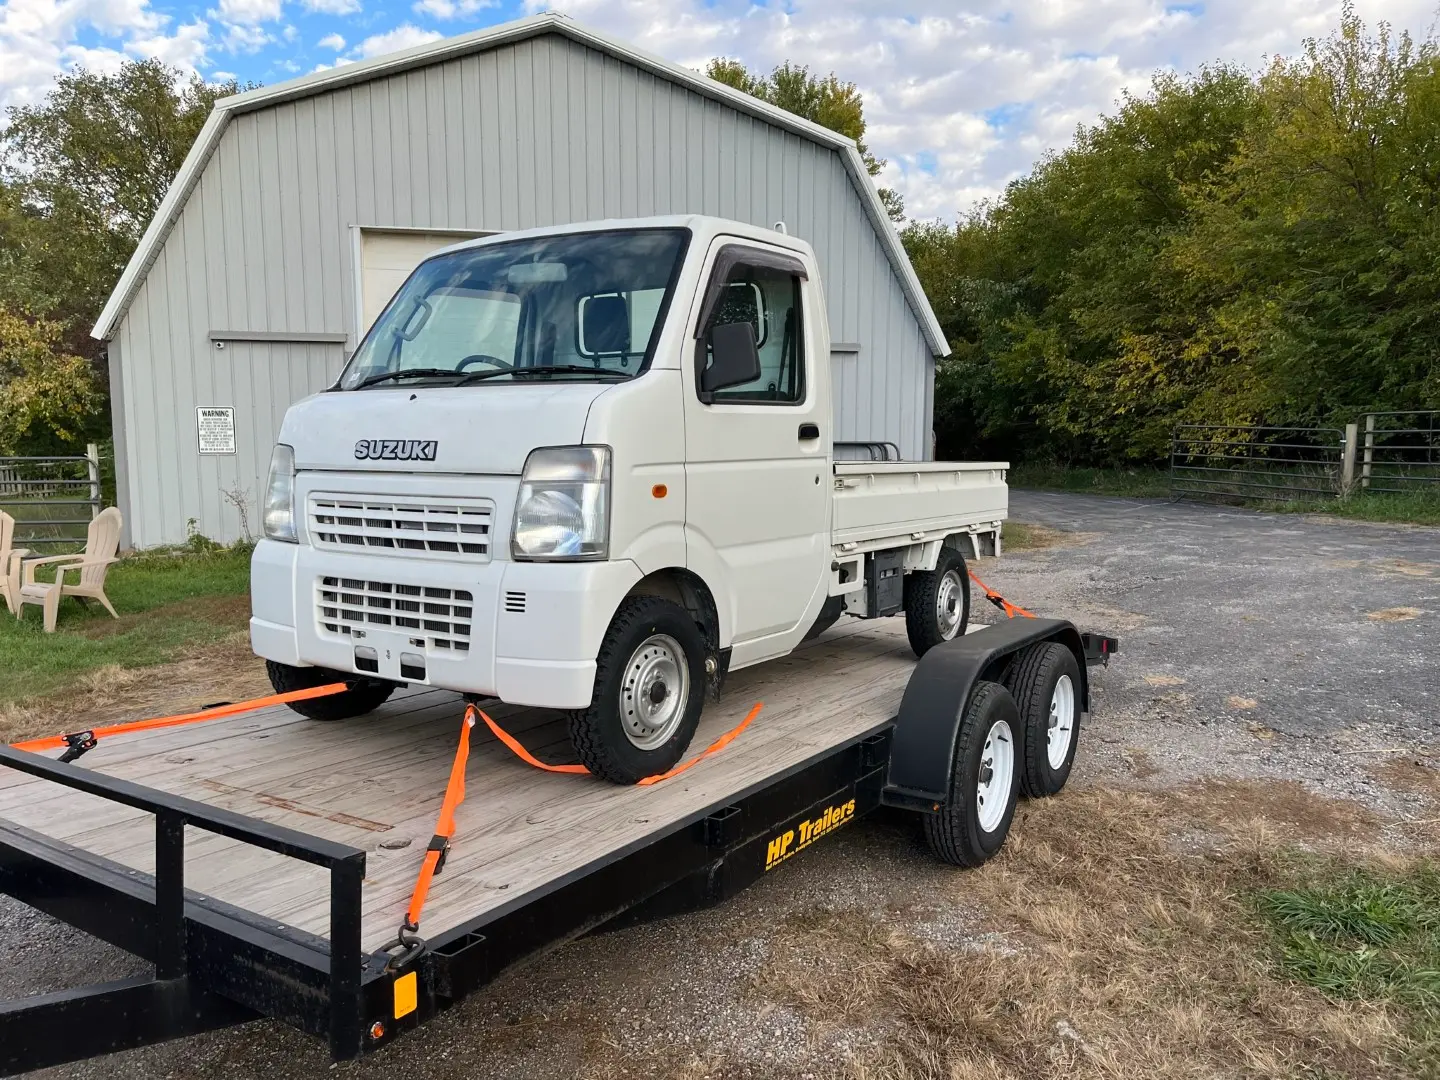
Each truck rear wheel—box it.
[922,680,1019,867]
[264,661,395,721]
[1003,642,1081,798]
[569,596,707,785]
[904,547,970,658]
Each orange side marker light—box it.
[652,483,668,499]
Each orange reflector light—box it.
[652,484,668,498]
[369,1021,386,1040]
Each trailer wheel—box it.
[922,680,1019,867]
[264,661,395,720]
[904,547,969,658]
[569,596,707,784]
[1003,642,1082,798]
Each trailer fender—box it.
[882,618,1090,811]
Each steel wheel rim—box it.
[935,569,964,639]
[619,634,689,750]
[1047,674,1075,770]
[975,719,1014,833]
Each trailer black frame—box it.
[0,622,1115,1077]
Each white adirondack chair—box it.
[0,510,31,616]
[15,507,123,632]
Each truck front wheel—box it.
[569,596,707,784]
[264,660,396,721]
[904,547,970,658]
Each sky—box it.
[1,0,1438,220]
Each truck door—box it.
[683,240,830,655]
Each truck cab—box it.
[251,215,1006,782]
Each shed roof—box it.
[91,12,947,355]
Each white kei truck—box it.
[0,216,1118,1072]
[250,216,1010,784]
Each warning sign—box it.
[197,407,236,454]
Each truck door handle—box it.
[798,423,820,440]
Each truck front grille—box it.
[309,494,493,561]
[317,577,473,653]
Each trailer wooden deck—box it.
[0,619,920,952]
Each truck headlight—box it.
[512,446,610,560]
[263,443,298,542]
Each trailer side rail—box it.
[0,744,367,1074]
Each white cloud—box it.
[211,68,236,79]
[413,0,496,20]
[302,0,361,14]
[352,23,442,59]
[317,32,346,50]
[129,18,210,68]
[212,0,282,25]
[219,22,271,52]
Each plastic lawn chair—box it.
[15,507,123,632]
[0,510,31,616]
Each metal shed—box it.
[93,12,949,548]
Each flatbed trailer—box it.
[0,615,1115,1076]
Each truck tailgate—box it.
[832,461,1008,549]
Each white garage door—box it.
[358,229,493,334]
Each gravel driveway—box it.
[5,492,1437,1079]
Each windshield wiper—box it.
[455,365,631,386]
[353,367,466,389]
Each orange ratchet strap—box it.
[967,570,1037,620]
[11,682,350,763]
[478,702,764,786]
[401,707,476,936]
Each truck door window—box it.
[698,265,804,404]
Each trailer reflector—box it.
[393,973,418,1019]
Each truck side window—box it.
[700,264,805,404]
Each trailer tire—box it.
[1003,642,1081,798]
[264,661,395,720]
[904,547,970,658]
[922,680,1019,867]
[569,596,707,785]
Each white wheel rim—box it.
[619,634,690,750]
[975,719,1014,833]
[1047,674,1075,770]
[935,569,964,639]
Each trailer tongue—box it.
[0,614,1115,1076]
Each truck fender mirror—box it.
[700,322,761,395]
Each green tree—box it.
[0,307,100,455]
[706,58,905,220]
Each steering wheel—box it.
[456,354,513,371]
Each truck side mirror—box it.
[700,322,761,395]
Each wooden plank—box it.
[0,621,920,951]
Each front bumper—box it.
[249,540,641,709]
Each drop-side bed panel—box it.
[830,461,1008,550]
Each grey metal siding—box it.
[114,31,933,546]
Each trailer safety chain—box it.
[966,570,1038,620]
[478,702,765,786]
[10,683,353,762]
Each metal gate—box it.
[1170,425,1348,503]
[0,444,103,549]
[1358,411,1440,493]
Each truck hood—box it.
[280,383,610,475]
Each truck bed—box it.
[0,619,921,953]
[831,460,1008,552]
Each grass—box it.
[756,783,1431,1079]
[1275,489,1440,526]
[1007,462,1171,498]
[1257,863,1440,1068]
[0,544,253,707]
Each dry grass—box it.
[0,630,269,744]
[755,783,1429,1079]
[1001,522,1092,553]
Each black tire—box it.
[922,680,1020,867]
[264,660,395,721]
[568,596,707,785]
[904,546,970,658]
[1003,642,1082,798]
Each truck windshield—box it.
[339,228,690,390]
